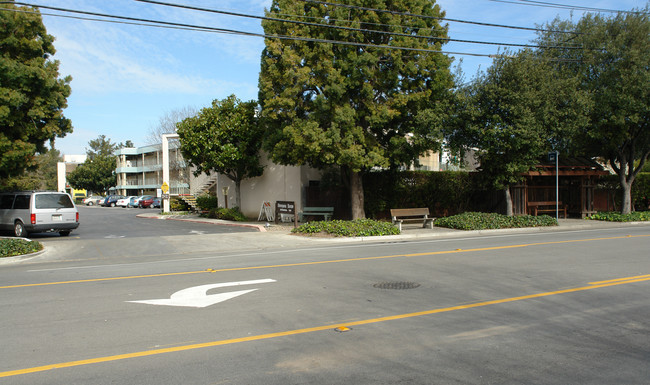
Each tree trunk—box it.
[504,187,513,216]
[612,156,637,215]
[619,174,634,214]
[350,170,365,219]
[234,179,242,209]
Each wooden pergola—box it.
[511,157,610,218]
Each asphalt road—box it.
[1,215,649,384]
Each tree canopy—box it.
[67,135,120,194]
[537,10,650,214]
[66,155,116,194]
[0,2,72,182]
[258,0,453,219]
[176,95,264,209]
[0,148,61,191]
[448,51,589,214]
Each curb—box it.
[135,213,267,232]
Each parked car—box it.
[139,196,155,208]
[152,197,161,208]
[0,191,79,237]
[102,195,125,207]
[83,196,103,206]
[127,196,140,208]
[116,196,137,208]
[132,195,150,207]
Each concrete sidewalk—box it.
[136,212,650,245]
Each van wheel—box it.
[110,202,116,207]
[59,231,71,236]
[14,221,27,238]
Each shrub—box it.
[206,207,248,221]
[292,219,401,237]
[170,197,190,211]
[435,212,558,230]
[0,238,43,258]
[195,195,219,211]
[589,211,650,222]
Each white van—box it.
[0,191,79,237]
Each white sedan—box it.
[83,196,103,206]
[116,196,137,208]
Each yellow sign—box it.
[161,182,169,193]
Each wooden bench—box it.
[527,201,568,218]
[299,206,334,222]
[390,208,434,232]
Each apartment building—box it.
[114,143,189,196]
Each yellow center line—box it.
[2,273,649,378]
[2,234,649,289]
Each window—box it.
[0,194,15,209]
[13,195,31,210]
[35,194,74,209]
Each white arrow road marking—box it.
[127,278,276,308]
[189,230,206,235]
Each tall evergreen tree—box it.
[259,0,453,219]
[0,2,72,182]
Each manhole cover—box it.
[373,282,420,290]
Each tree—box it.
[258,0,453,219]
[86,135,120,160]
[448,51,589,215]
[176,95,264,209]
[537,11,650,214]
[66,156,116,194]
[0,2,72,182]
[145,106,197,145]
[0,148,61,191]
[67,135,119,193]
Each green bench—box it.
[299,207,334,222]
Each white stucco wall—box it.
[209,153,322,218]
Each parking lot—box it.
[12,205,257,240]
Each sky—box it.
[24,0,646,156]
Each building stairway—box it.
[178,194,199,212]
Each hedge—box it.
[435,212,558,230]
[292,219,400,237]
[364,171,650,218]
[363,170,484,219]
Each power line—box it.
[1,2,580,61]
[297,0,578,34]
[1,7,242,35]
[488,0,648,15]
[135,0,583,50]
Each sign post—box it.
[161,182,170,212]
[548,151,559,221]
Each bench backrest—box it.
[527,201,562,207]
[303,207,334,212]
[390,208,430,217]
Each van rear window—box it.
[35,194,74,209]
